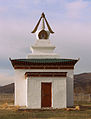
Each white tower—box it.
[27,12,60,59]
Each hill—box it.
[0,83,14,93]
[74,73,91,94]
[0,73,91,94]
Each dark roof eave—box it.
[9,58,79,68]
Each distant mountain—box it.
[74,73,91,94]
[0,83,14,93]
[0,73,91,94]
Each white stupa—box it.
[10,13,78,109]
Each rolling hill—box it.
[74,73,91,94]
[0,83,14,93]
[0,72,91,94]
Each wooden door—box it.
[41,83,52,108]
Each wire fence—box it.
[0,93,91,105]
[74,93,91,102]
[0,93,14,105]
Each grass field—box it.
[0,94,91,119]
[0,107,91,119]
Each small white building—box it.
[10,13,78,109]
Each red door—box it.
[41,83,52,108]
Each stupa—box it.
[10,13,78,109]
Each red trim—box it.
[25,72,67,78]
[10,59,77,70]
[14,65,74,69]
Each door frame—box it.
[41,82,52,108]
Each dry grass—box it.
[65,106,80,111]
[0,93,14,105]
[0,106,91,119]
[0,93,91,119]
[0,103,20,111]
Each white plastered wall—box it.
[27,77,66,109]
[67,76,74,107]
[14,69,74,108]
[66,70,74,107]
[14,71,27,106]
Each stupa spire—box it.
[41,18,45,30]
[31,12,54,33]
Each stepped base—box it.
[27,53,60,59]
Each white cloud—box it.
[32,0,41,4]
[13,0,29,9]
[0,0,91,74]
[53,21,91,73]
[45,0,58,4]
[0,19,34,58]
[0,7,7,13]
[0,73,15,86]
[66,0,89,18]
[32,0,59,4]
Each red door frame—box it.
[41,82,52,108]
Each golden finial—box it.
[31,13,54,34]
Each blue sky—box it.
[0,0,91,85]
